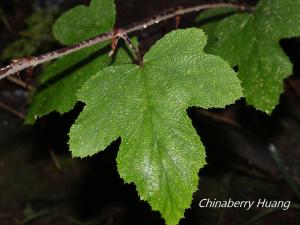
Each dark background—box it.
[0,0,300,225]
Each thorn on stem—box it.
[175,7,182,28]
[109,28,122,57]
[109,29,143,66]
[24,67,33,89]
[175,15,181,29]
[238,4,255,13]
[10,58,34,90]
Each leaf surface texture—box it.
[69,28,242,225]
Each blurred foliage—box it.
[1,8,58,60]
[0,7,11,30]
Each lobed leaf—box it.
[199,0,300,113]
[26,0,132,124]
[69,28,242,225]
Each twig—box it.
[285,79,300,102]
[196,109,242,129]
[241,203,300,225]
[0,212,12,219]
[48,148,62,171]
[268,144,300,200]
[7,76,33,90]
[19,209,87,225]
[0,3,249,80]
[19,210,49,225]
[0,101,25,119]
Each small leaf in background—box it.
[69,28,242,225]
[196,7,237,51]
[199,0,300,113]
[25,0,132,124]
[53,0,115,45]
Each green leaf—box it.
[25,46,106,124]
[25,0,132,124]
[196,7,238,51]
[53,0,115,45]
[200,0,300,113]
[69,28,242,225]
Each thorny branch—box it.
[0,3,251,80]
